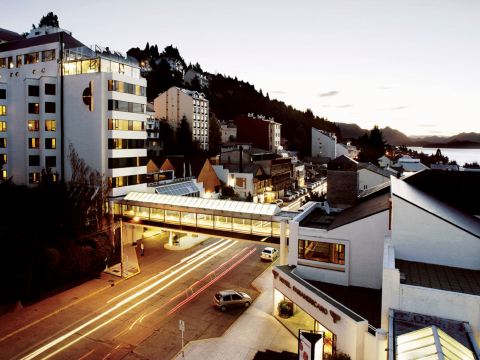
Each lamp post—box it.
[119,217,124,278]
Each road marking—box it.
[20,240,238,360]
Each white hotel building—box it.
[273,174,480,359]
[154,86,209,151]
[0,26,148,197]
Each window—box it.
[0,105,5,116]
[0,58,6,68]
[108,157,147,169]
[108,80,146,96]
[29,155,40,166]
[45,84,56,95]
[28,138,39,148]
[16,55,22,67]
[235,177,246,189]
[298,240,345,266]
[28,120,39,131]
[8,57,13,69]
[45,156,56,168]
[1,154,6,165]
[28,85,40,97]
[0,138,6,148]
[45,138,56,149]
[24,52,39,64]
[108,118,144,131]
[42,49,56,62]
[28,103,39,114]
[0,89,5,99]
[29,172,41,184]
[45,120,56,131]
[0,121,5,132]
[45,102,56,113]
[108,138,145,149]
[108,100,145,114]
[1,169,6,181]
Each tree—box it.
[38,12,59,28]
[208,113,222,155]
[175,116,194,156]
[357,126,386,163]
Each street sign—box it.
[179,320,185,332]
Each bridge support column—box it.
[279,220,288,265]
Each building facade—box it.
[0,27,148,196]
[235,114,281,153]
[312,128,337,159]
[153,86,209,151]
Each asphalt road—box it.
[0,236,276,360]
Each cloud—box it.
[269,90,287,94]
[336,104,352,108]
[318,91,339,97]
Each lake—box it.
[408,147,480,166]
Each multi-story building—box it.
[153,86,209,151]
[146,103,161,157]
[312,128,337,159]
[0,26,148,197]
[235,114,281,153]
[220,120,237,143]
[273,174,480,359]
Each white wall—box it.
[312,128,336,159]
[391,196,480,270]
[358,168,389,192]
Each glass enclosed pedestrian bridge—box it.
[114,192,296,237]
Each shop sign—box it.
[273,270,342,323]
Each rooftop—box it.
[0,31,84,53]
[391,176,480,239]
[307,279,382,328]
[396,259,480,296]
[154,180,200,196]
[358,162,395,178]
[122,192,281,217]
[299,206,339,229]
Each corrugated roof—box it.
[123,192,281,216]
[391,177,480,238]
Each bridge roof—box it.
[122,192,281,216]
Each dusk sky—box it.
[4,0,480,136]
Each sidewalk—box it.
[174,267,297,360]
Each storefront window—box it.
[298,240,345,265]
[137,207,150,219]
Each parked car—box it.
[213,290,252,311]
[260,247,279,261]
[272,199,284,206]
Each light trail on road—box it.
[106,238,227,304]
[19,239,238,360]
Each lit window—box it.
[28,120,39,131]
[0,121,5,132]
[0,138,7,148]
[28,103,39,114]
[1,170,6,181]
[45,120,56,132]
[0,58,6,68]
[0,105,6,116]
[29,172,41,184]
[45,138,56,149]
[42,49,56,62]
[1,154,6,164]
[298,240,345,266]
[16,55,22,67]
[28,138,39,149]
[24,52,39,65]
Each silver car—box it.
[213,290,252,311]
[260,247,279,261]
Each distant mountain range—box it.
[337,123,480,148]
